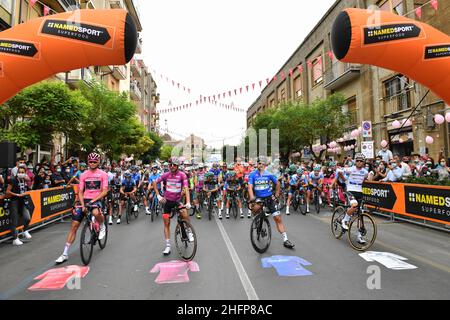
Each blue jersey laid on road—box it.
[248,170,278,198]
[309,172,324,186]
[122,179,136,192]
[261,256,313,276]
[149,173,161,189]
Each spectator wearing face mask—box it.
[67,162,87,185]
[408,160,420,177]
[369,161,387,181]
[62,165,72,183]
[25,163,35,189]
[399,156,412,179]
[434,158,450,181]
[10,157,27,179]
[377,141,394,164]
[51,166,66,187]
[420,158,434,177]
[383,159,403,182]
[0,173,5,194]
[6,166,32,246]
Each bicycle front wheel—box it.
[250,214,271,253]
[126,202,132,224]
[331,206,346,239]
[175,220,197,261]
[348,213,377,251]
[80,222,94,266]
[98,221,108,249]
[315,192,321,214]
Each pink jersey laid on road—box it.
[156,170,188,202]
[150,260,199,284]
[79,169,109,200]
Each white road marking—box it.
[214,215,259,300]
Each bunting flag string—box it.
[156,97,246,115]
[151,0,441,105]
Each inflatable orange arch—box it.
[331,8,450,106]
[0,9,137,105]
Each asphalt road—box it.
[0,204,449,300]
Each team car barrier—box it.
[362,181,450,231]
[331,8,450,106]
[0,9,137,105]
[0,185,78,241]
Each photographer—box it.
[6,165,32,246]
[383,159,403,182]
[33,168,52,190]
[51,165,66,187]
[368,160,386,181]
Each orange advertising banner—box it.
[0,185,78,238]
[362,181,450,225]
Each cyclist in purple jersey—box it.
[153,157,193,256]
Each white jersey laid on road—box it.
[346,166,368,193]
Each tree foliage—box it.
[250,93,348,163]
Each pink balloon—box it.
[351,145,355,149]
[402,119,412,126]
[321,145,327,150]
[399,138,404,143]
[330,141,337,148]
[434,114,445,125]
[426,136,434,144]
[380,140,388,148]
[392,120,401,129]
[351,130,359,138]
[445,113,450,123]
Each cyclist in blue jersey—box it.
[248,157,294,249]
[307,165,324,213]
[117,172,137,224]
[146,165,162,215]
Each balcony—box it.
[66,68,93,88]
[135,37,143,54]
[109,0,124,9]
[324,62,361,90]
[130,82,142,101]
[130,59,142,77]
[99,65,114,73]
[112,65,127,80]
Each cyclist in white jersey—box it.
[341,154,369,244]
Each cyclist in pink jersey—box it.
[153,157,193,256]
[55,152,109,265]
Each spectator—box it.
[377,141,393,163]
[67,162,87,185]
[0,172,5,194]
[10,157,26,178]
[62,165,72,183]
[51,165,66,187]
[33,168,51,190]
[398,156,412,179]
[6,166,32,246]
[419,159,434,177]
[408,160,420,177]
[434,158,450,181]
[25,163,35,189]
[383,159,403,182]
[369,161,387,181]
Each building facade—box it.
[0,0,160,163]
[247,0,450,162]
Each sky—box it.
[136,0,336,148]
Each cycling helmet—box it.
[79,162,87,167]
[87,152,101,163]
[193,166,199,170]
[163,162,168,166]
[243,162,249,167]
[169,157,180,166]
[205,172,214,178]
[297,168,303,175]
[227,164,234,170]
[313,165,321,171]
[114,168,122,173]
[355,153,366,161]
[229,171,236,177]
[212,163,218,167]
[289,165,297,172]
[184,160,190,165]
[257,156,268,165]
[198,162,204,168]
[151,164,158,169]
[124,172,132,178]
